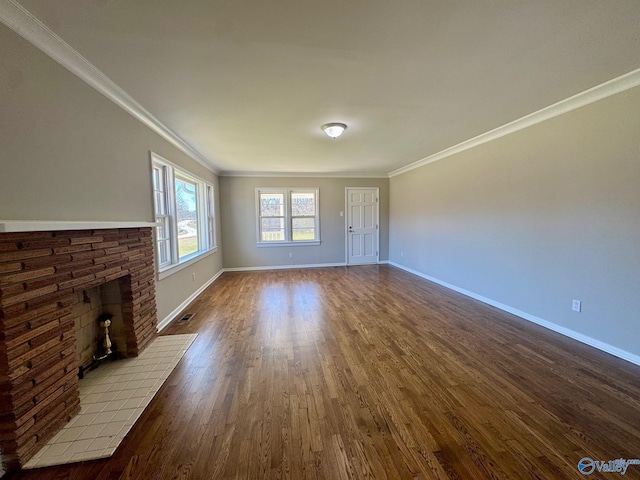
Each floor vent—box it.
[179,313,194,322]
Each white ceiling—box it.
[14,0,640,175]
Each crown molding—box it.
[0,0,220,175]
[389,67,640,178]
[221,171,389,178]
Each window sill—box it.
[157,247,218,280]
[256,241,321,248]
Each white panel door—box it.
[346,188,379,265]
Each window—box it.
[152,164,171,266]
[151,153,216,277]
[256,188,319,246]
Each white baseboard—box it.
[157,269,224,332]
[388,262,640,367]
[225,261,390,271]
[224,262,346,272]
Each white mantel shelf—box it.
[0,221,158,233]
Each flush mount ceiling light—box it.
[321,123,347,138]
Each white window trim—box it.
[151,152,217,279]
[255,187,320,247]
[206,185,216,250]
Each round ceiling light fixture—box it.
[321,123,347,138]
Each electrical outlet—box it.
[572,299,581,312]
[192,273,196,282]
[400,251,404,258]
[289,252,293,258]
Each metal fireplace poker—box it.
[78,312,117,379]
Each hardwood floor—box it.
[7,266,640,479]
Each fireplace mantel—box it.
[0,221,158,233]
[0,226,158,472]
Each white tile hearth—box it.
[23,334,197,469]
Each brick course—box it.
[0,228,157,471]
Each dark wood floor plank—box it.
[6,265,640,479]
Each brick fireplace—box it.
[0,227,158,472]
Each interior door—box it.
[346,188,379,265]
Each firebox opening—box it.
[73,277,127,377]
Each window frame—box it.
[206,184,216,250]
[255,187,320,247]
[151,153,217,279]
[152,163,173,268]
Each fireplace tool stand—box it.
[78,313,116,379]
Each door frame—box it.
[344,187,380,265]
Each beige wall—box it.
[220,176,389,268]
[0,25,223,323]
[390,85,640,359]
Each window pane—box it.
[261,218,285,241]
[292,217,316,241]
[154,192,166,215]
[260,193,284,216]
[291,192,316,216]
[207,185,216,248]
[152,166,166,215]
[158,239,170,265]
[156,216,171,266]
[152,167,162,191]
[175,178,199,258]
[156,216,169,241]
